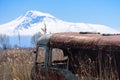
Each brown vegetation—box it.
[0,48,119,80]
[0,49,33,80]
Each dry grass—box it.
[0,48,119,80]
[0,49,34,80]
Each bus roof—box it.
[49,32,120,52]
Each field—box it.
[0,48,119,80]
[0,48,65,80]
[0,49,33,80]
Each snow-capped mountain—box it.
[0,10,119,47]
[0,10,56,36]
[0,10,119,36]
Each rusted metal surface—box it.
[34,32,120,80]
[50,32,120,51]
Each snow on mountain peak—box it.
[25,10,55,18]
[15,10,56,30]
[0,10,119,36]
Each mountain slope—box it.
[0,10,119,47]
[0,10,119,36]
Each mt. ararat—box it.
[0,10,119,47]
[0,10,119,36]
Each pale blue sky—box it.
[0,0,120,30]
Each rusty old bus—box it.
[31,32,120,80]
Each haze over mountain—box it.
[0,10,119,47]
